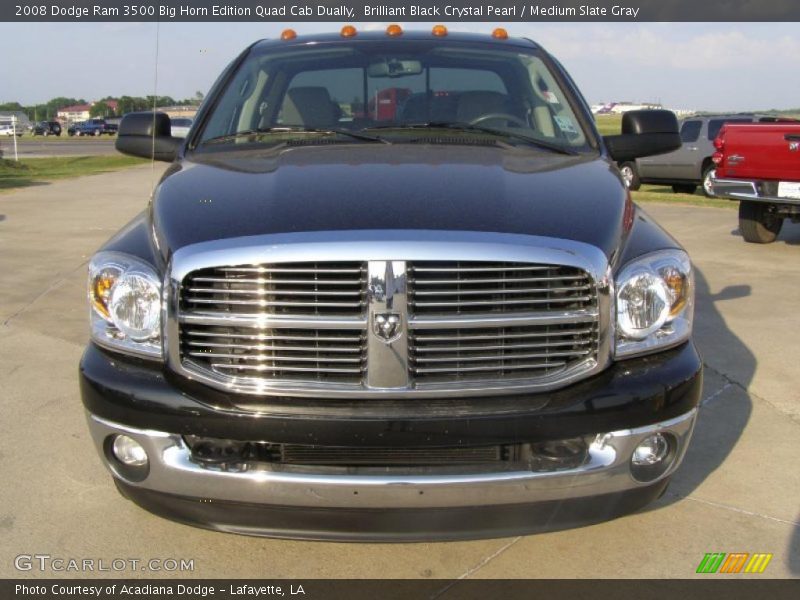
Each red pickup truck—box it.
[712,122,800,243]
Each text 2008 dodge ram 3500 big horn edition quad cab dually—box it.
[79,28,702,541]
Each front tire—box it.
[739,201,783,243]
[619,162,641,191]
[672,184,697,195]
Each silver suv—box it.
[619,114,768,197]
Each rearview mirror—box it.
[604,110,681,162]
[368,58,423,78]
[115,112,182,162]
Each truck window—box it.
[680,121,701,143]
[707,118,752,140]
[198,41,591,151]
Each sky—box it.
[1,21,799,112]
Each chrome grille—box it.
[410,322,599,382]
[408,261,595,315]
[170,238,608,398]
[182,262,367,317]
[178,261,368,387]
[181,326,367,383]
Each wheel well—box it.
[701,157,714,174]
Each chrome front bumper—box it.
[87,409,697,510]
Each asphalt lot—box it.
[0,163,798,580]
[0,136,117,158]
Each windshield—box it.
[197,40,591,152]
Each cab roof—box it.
[252,30,541,51]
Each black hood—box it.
[152,144,628,260]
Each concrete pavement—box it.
[0,164,798,579]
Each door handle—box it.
[688,147,698,151]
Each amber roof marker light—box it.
[432,25,448,37]
[280,29,297,41]
[386,24,403,37]
[341,25,357,38]
[492,28,509,40]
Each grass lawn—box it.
[594,114,623,136]
[632,185,735,209]
[0,156,148,192]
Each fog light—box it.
[529,437,588,471]
[632,433,669,466]
[112,435,148,467]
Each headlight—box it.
[88,252,162,359]
[615,249,693,359]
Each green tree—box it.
[146,95,176,108]
[89,101,115,118]
[117,96,150,115]
[0,102,24,112]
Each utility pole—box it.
[12,114,19,161]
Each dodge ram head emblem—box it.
[790,141,799,152]
[372,312,402,343]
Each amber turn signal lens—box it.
[386,24,403,37]
[432,25,448,37]
[492,28,509,40]
[340,25,357,38]
[662,267,689,316]
[91,269,117,319]
[280,29,297,41]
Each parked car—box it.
[67,122,83,136]
[618,114,784,197]
[712,122,800,243]
[32,121,62,136]
[74,118,115,136]
[82,28,700,541]
[0,121,24,136]
[169,117,193,138]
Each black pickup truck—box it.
[73,118,116,136]
[80,27,701,541]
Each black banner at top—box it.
[3,0,800,22]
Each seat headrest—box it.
[283,86,338,128]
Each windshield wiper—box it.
[364,122,578,155]
[201,126,389,146]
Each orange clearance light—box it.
[492,28,509,40]
[280,29,297,41]
[386,24,403,37]
[340,25,357,38]
[432,24,448,37]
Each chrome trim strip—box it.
[178,313,368,329]
[166,231,612,398]
[408,309,599,329]
[366,260,409,389]
[712,177,800,206]
[87,409,697,509]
